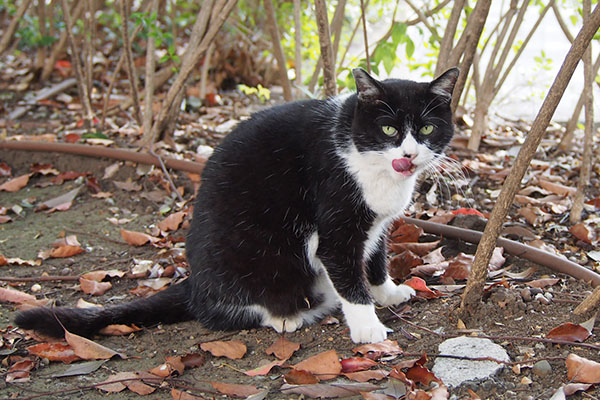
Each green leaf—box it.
[391,22,407,45]
[81,132,108,139]
[405,37,415,59]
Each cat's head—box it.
[348,67,459,179]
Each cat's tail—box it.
[15,279,193,338]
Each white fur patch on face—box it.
[370,278,415,306]
[340,299,390,343]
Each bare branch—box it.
[435,0,465,76]
[0,0,33,54]
[141,0,159,144]
[360,0,370,73]
[314,0,336,97]
[460,2,600,315]
[119,0,142,125]
[264,0,293,101]
[552,2,575,43]
[293,0,303,97]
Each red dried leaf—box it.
[283,368,320,384]
[390,223,423,243]
[389,251,423,280]
[570,223,594,244]
[546,322,591,342]
[120,229,158,246]
[0,162,11,176]
[441,253,474,280]
[51,171,87,185]
[343,369,389,382]
[451,208,485,217]
[294,350,342,380]
[210,381,260,397]
[404,277,443,299]
[566,353,600,383]
[64,133,81,143]
[6,359,35,382]
[80,277,112,296]
[341,357,378,373]
[0,174,30,192]
[405,364,440,386]
[27,342,81,363]
[265,336,301,360]
[181,352,206,369]
[200,340,247,359]
[149,356,185,377]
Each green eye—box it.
[381,125,398,136]
[419,125,434,135]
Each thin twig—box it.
[359,0,370,73]
[0,275,80,282]
[119,0,142,125]
[148,148,185,203]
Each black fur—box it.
[15,68,459,339]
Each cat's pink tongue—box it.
[392,158,415,176]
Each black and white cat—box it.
[16,67,459,343]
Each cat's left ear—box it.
[352,68,385,103]
[429,67,460,100]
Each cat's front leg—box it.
[366,236,415,307]
[317,237,389,343]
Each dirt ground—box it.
[0,146,599,400]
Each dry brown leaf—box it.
[181,352,206,369]
[149,356,185,377]
[361,393,395,400]
[171,388,204,400]
[353,340,403,360]
[280,382,378,398]
[546,322,591,343]
[200,340,247,359]
[210,381,260,397]
[6,358,35,383]
[341,357,378,373]
[390,223,424,243]
[525,278,559,288]
[245,359,287,376]
[97,371,132,392]
[570,223,594,244]
[0,287,44,306]
[566,353,600,383]
[0,174,30,192]
[50,245,84,258]
[65,329,124,360]
[157,211,186,232]
[113,180,142,192]
[81,269,125,282]
[80,277,112,296]
[265,336,301,360]
[120,229,158,246]
[538,179,576,197]
[344,369,389,382]
[390,241,440,257]
[283,368,320,384]
[99,324,142,336]
[27,342,81,364]
[293,349,342,380]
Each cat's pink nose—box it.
[392,158,414,173]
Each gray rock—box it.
[432,336,510,388]
[532,360,552,377]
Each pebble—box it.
[532,360,552,377]
[535,293,551,305]
[520,288,532,302]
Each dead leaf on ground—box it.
[265,336,301,360]
[280,382,378,398]
[404,277,443,299]
[293,349,342,380]
[80,277,112,296]
[341,357,378,373]
[113,180,142,192]
[353,340,403,360]
[171,388,204,400]
[35,186,81,213]
[344,369,389,382]
[149,356,186,377]
[566,353,600,383]
[65,329,125,360]
[81,269,125,282]
[27,342,81,363]
[546,322,591,343]
[99,324,141,336]
[120,229,160,246]
[6,358,35,383]
[200,340,247,359]
[49,245,85,258]
[210,381,260,397]
[525,278,560,288]
[0,287,46,306]
[538,179,576,197]
[0,174,30,192]
[390,241,440,257]
[570,223,594,244]
[390,223,423,243]
[157,211,186,232]
[283,368,320,384]
[244,358,286,376]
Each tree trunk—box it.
[435,0,465,76]
[264,0,293,101]
[0,0,33,54]
[314,0,336,97]
[459,2,600,316]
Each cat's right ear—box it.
[352,68,385,103]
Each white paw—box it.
[340,300,390,343]
[371,279,415,307]
[263,314,303,333]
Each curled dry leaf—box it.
[27,342,81,364]
[0,174,30,192]
[538,179,576,197]
[157,211,186,232]
[65,329,125,360]
[149,356,185,377]
[280,382,378,398]
[293,349,342,380]
[405,364,440,386]
[99,324,141,336]
[341,357,378,373]
[200,340,247,359]
[80,277,112,296]
[265,336,301,360]
[570,223,594,244]
[6,358,35,383]
[344,369,389,382]
[181,352,206,369]
[171,388,204,400]
[566,353,600,383]
[0,287,46,306]
[390,241,440,257]
[120,229,159,246]
[389,251,423,280]
[525,278,560,289]
[49,245,85,258]
[353,340,403,360]
[546,322,591,343]
[244,359,286,376]
[210,381,261,397]
[390,223,423,243]
[81,269,125,282]
[113,180,142,192]
[403,277,442,299]
[36,186,81,213]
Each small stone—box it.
[520,288,532,302]
[530,288,543,295]
[535,293,550,305]
[520,376,532,385]
[532,360,552,377]
[30,283,41,292]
